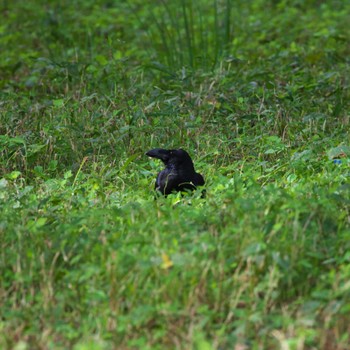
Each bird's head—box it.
[146,148,194,168]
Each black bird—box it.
[146,148,205,196]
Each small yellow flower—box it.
[161,252,174,269]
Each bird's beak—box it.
[146,148,170,162]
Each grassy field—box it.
[1,0,350,349]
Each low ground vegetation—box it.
[1,0,349,349]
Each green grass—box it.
[1,0,350,349]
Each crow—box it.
[146,148,205,196]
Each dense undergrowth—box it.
[1,0,350,349]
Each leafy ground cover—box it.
[1,0,350,349]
